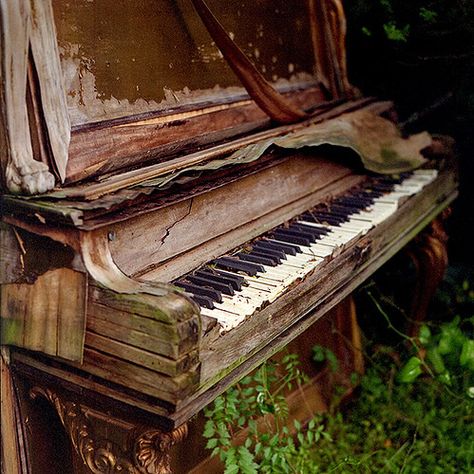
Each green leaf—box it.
[397,356,423,383]
[419,325,432,345]
[460,339,474,371]
[206,438,218,449]
[203,420,216,438]
[426,347,446,374]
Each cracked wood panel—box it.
[109,155,355,279]
[140,172,365,282]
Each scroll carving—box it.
[29,387,188,474]
[131,425,189,474]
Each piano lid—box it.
[0,0,352,194]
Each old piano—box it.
[0,1,457,473]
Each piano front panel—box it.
[108,155,361,280]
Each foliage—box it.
[203,353,330,474]
[203,271,474,473]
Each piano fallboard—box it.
[5,154,458,428]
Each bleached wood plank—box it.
[29,0,70,182]
[0,0,55,194]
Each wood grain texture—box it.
[0,0,55,194]
[65,88,323,184]
[1,268,87,361]
[139,173,364,282]
[29,0,70,182]
[168,167,457,425]
[110,155,354,278]
[0,348,23,474]
[59,97,373,199]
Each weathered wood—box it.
[140,173,364,282]
[0,0,55,194]
[0,348,24,474]
[110,155,356,278]
[29,0,70,182]
[59,97,374,199]
[406,209,450,336]
[73,348,200,404]
[86,318,197,361]
[0,223,23,284]
[88,301,198,343]
[1,268,87,361]
[85,333,199,377]
[65,88,324,184]
[168,168,457,425]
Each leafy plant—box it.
[203,353,333,473]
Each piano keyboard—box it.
[174,169,438,332]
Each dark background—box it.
[344,0,474,270]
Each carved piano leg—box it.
[406,209,450,336]
[29,387,188,474]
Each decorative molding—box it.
[131,425,188,474]
[29,387,188,474]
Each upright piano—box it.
[0,1,457,473]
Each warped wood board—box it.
[65,88,324,184]
[109,155,360,278]
[1,268,87,361]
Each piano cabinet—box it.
[1,154,457,474]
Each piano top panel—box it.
[52,0,317,128]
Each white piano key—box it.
[200,308,245,332]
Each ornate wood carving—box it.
[130,425,188,474]
[29,386,188,474]
[406,208,450,335]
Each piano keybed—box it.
[174,169,439,331]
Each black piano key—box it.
[190,294,215,309]
[329,204,363,215]
[212,257,264,276]
[237,252,277,267]
[258,239,299,255]
[290,223,328,236]
[175,281,223,303]
[187,274,235,296]
[200,269,245,290]
[303,214,342,226]
[312,211,348,223]
[250,246,285,262]
[273,228,314,245]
